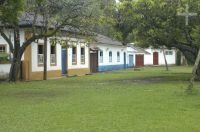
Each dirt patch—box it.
[0,90,66,99]
[97,76,167,85]
[120,77,166,84]
[14,90,58,98]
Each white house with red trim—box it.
[126,44,176,67]
[144,48,176,66]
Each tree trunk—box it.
[43,11,48,80]
[43,36,47,80]
[195,64,200,80]
[187,48,200,91]
[9,55,22,82]
[9,27,21,82]
[162,47,169,71]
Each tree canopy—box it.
[113,0,200,84]
[0,0,107,81]
[0,0,24,25]
[116,0,200,63]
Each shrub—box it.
[0,53,10,63]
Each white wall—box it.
[0,64,11,79]
[68,41,89,69]
[0,29,62,75]
[144,51,153,65]
[0,29,25,59]
[0,30,15,77]
[127,47,146,66]
[126,47,176,66]
[0,64,11,72]
[145,48,176,65]
[0,29,90,73]
[126,47,134,66]
[31,39,62,72]
[98,45,125,66]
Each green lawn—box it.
[1,66,200,132]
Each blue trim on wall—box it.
[127,65,134,68]
[98,64,128,72]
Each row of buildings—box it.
[0,29,176,81]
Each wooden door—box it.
[135,54,144,67]
[90,50,98,73]
[128,54,134,67]
[153,52,159,65]
[61,48,67,75]
[124,52,126,69]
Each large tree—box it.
[91,0,120,39]
[0,0,100,82]
[116,0,200,77]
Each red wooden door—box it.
[153,52,159,65]
[135,54,144,67]
[90,50,98,73]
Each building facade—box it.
[0,29,90,80]
[90,34,127,72]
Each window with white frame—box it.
[117,51,120,62]
[81,46,85,64]
[72,46,77,65]
[99,50,103,63]
[38,44,44,65]
[0,45,6,53]
[50,45,56,65]
[109,51,112,62]
[165,50,173,55]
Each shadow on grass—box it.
[97,73,191,85]
[0,89,67,99]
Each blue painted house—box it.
[90,34,127,72]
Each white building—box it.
[0,29,24,80]
[90,34,127,72]
[144,48,176,66]
[126,44,176,67]
[65,38,90,76]
[0,29,90,80]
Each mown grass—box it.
[0,66,200,132]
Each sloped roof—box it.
[94,34,123,46]
[127,44,151,54]
[19,13,81,33]
[134,47,151,54]
[19,13,44,26]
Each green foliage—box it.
[0,0,24,25]
[115,0,200,64]
[90,0,121,40]
[192,26,200,46]
[0,53,9,62]
[117,0,200,45]
[115,0,136,43]
[0,0,115,82]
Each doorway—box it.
[128,54,134,67]
[135,54,144,67]
[61,48,67,75]
[90,50,98,73]
[153,52,159,65]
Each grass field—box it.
[1,66,200,132]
